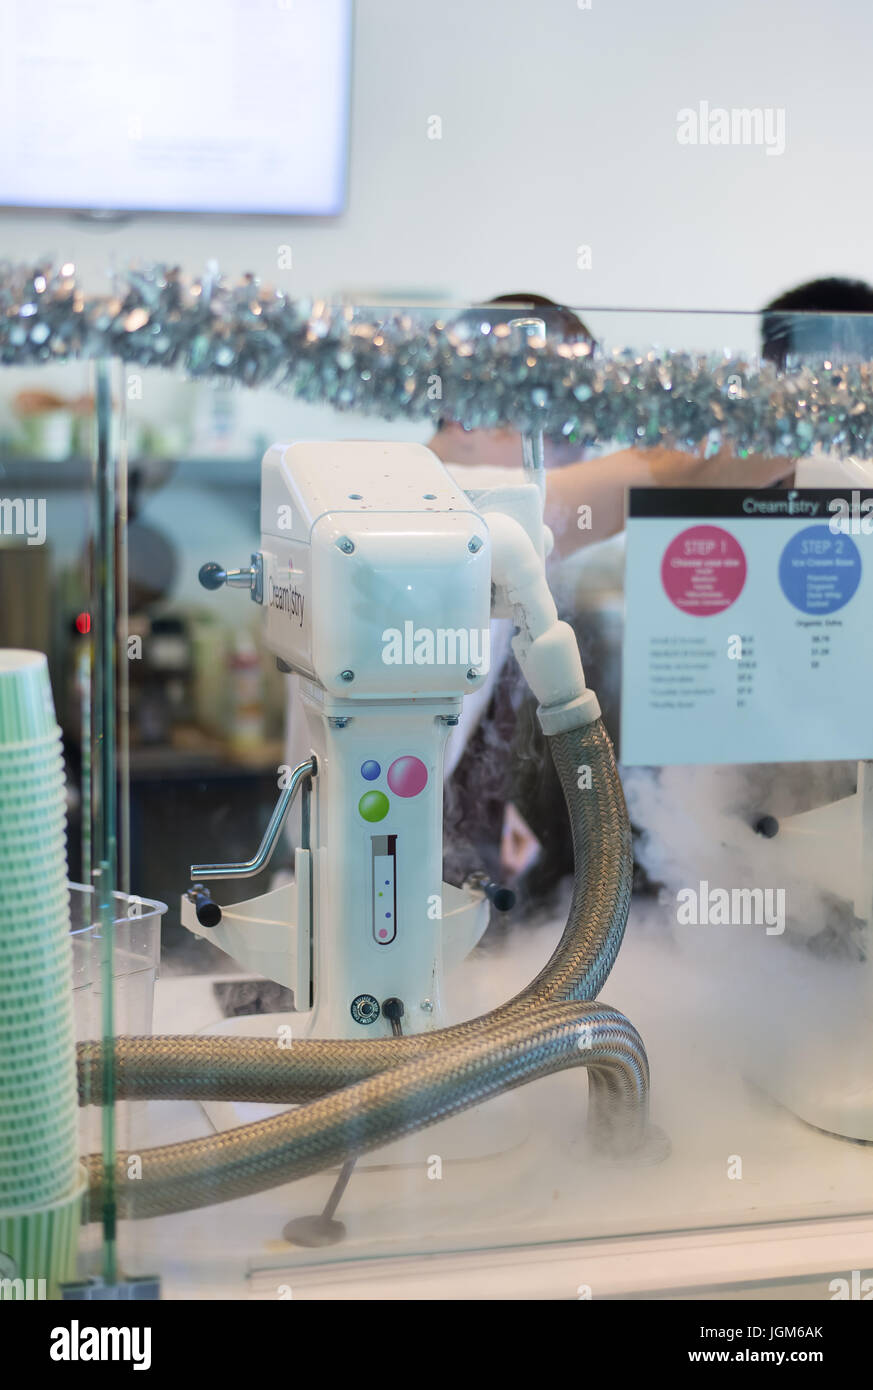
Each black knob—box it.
[382,996,404,1037]
[194,890,222,928]
[754,815,779,839]
[482,879,516,912]
[198,562,226,591]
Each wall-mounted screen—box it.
[0,0,352,215]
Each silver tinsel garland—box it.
[2,260,872,457]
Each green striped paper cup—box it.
[0,653,58,745]
[0,651,79,1216]
[0,1168,86,1298]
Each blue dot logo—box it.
[360,760,381,781]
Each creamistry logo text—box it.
[269,574,305,628]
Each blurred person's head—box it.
[429,293,594,471]
[761,276,873,368]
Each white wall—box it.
[1,0,870,330]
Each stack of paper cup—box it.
[0,651,84,1297]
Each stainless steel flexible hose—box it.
[86,1002,647,1219]
[80,716,651,1218]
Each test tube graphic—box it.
[372,834,397,943]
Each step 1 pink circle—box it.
[661,525,747,615]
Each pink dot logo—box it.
[387,755,428,797]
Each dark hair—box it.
[761,277,873,367]
[436,294,594,434]
[447,292,593,347]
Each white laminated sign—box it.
[621,488,873,765]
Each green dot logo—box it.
[358,790,389,822]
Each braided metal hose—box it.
[80,717,650,1217]
[86,1002,647,1218]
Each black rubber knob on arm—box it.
[194,890,222,928]
[198,562,226,591]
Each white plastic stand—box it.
[745,760,873,1141]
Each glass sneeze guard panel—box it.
[2,299,872,1298]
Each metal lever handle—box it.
[509,316,546,504]
[198,553,264,602]
[190,756,316,881]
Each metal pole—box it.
[508,316,547,503]
[92,358,119,1285]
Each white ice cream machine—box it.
[182,440,564,1040]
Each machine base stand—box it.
[281,1216,347,1247]
[61,1275,161,1300]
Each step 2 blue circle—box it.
[778,525,861,614]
